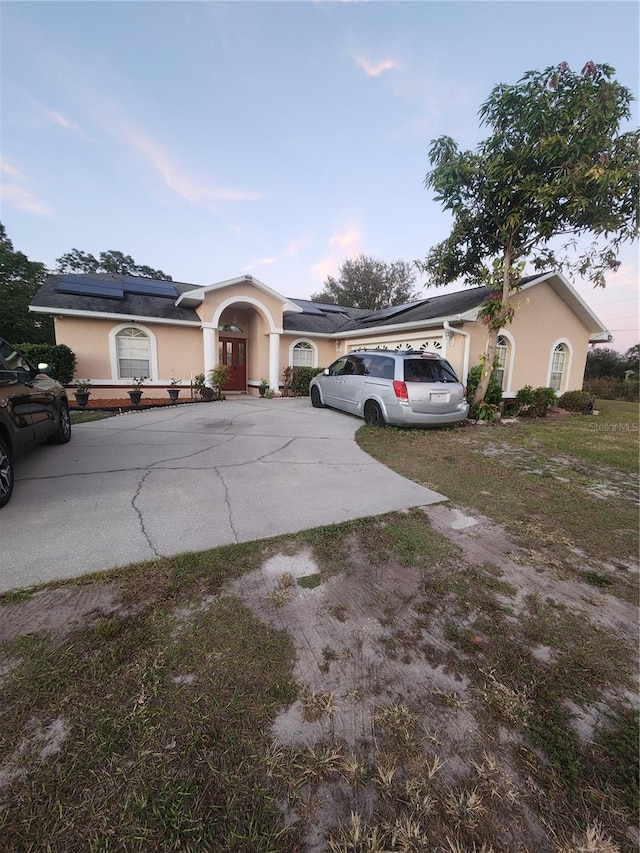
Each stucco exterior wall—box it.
[55,316,203,398]
[197,283,283,330]
[279,334,338,375]
[464,281,591,395]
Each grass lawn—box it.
[1,402,638,852]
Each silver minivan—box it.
[309,349,469,427]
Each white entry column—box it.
[203,326,217,385]
[269,332,280,392]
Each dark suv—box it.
[0,338,71,507]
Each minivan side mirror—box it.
[37,363,52,375]
[323,368,329,375]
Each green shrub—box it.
[288,366,324,396]
[557,390,596,413]
[466,361,503,420]
[16,343,76,385]
[513,385,557,417]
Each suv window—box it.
[363,355,394,380]
[0,339,33,373]
[404,358,459,383]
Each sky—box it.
[1,0,638,352]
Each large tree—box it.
[418,61,639,404]
[0,223,53,344]
[311,254,421,310]
[56,249,172,280]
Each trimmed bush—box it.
[288,366,324,396]
[511,385,557,417]
[557,390,596,413]
[16,343,76,385]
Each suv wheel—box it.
[0,436,14,507]
[48,402,71,444]
[310,386,324,408]
[364,401,384,427]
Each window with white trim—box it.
[550,343,566,391]
[116,328,151,379]
[292,341,314,367]
[494,336,508,389]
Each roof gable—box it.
[175,274,302,314]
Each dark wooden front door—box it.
[219,338,247,391]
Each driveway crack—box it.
[213,467,239,543]
[131,470,160,558]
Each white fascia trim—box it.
[175,274,303,314]
[282,330,338,339]
[29,305,201,327]
[337,316,464,339]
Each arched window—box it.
[549,343,567,392]
[116,327,151,379]
[494,336,508,389]
[292,340,314,367]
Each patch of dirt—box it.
[1,510,637,850]
[0,584,122,644]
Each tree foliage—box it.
[15,342,76,385]
[585,344,639,380]
[0,223,54,344]
[56,249,172,280]
[311,254,421,310]
[418,61,639,404]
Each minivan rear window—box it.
[404,359,459,383]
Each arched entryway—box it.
[204,295,281,393]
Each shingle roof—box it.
[32,274,201,323]
[31,273,549,334]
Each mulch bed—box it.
[70,397,206,412]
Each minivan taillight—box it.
[463,386,467,398]
[393,380,409,400]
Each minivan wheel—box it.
[0,436,14,508]
[310,386,324,408]
[48,402,71,444]
[364,401,385,427]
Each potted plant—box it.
[259,378,269,398]
[74,379,91,408]
[193,373,213,401]
[207,364,231,401]
[168,378,181,403]
[128,377,145,405]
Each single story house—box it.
[29,270,610,399]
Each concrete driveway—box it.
[0,398,446,593]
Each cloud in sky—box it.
[0,157,52,217]
[119,121,262,211]
[45,109,80,132]
[244,256,277,272]
[352,54,401,78]
[310,224,363,283]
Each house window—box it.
[292,341,314,367]
[494,336,508,389]
[550,343,566,391]
[116,327,151,379]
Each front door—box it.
[219,338,247,391]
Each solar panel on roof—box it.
[354,300,427,324]
[56,278,124,300]
[122,277,177,298]
[317,303,351,314]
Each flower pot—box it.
[74,391,90,408]
[128,390,143,405]
[168,388,180,402]
[259,386,267,397]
